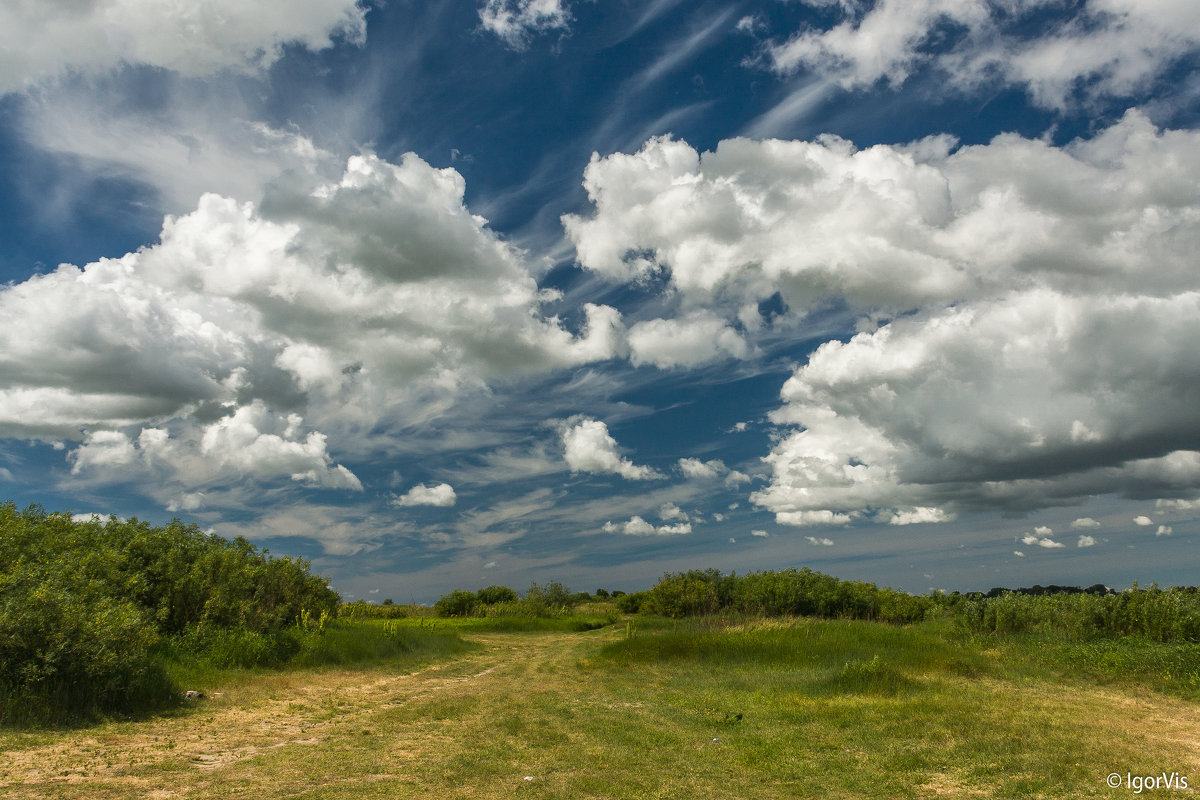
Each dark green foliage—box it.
[0,572,172,725]
[0,501,339,725]
[476,585,518,605]
[433,581,583,618]
[643,568,932,622]
[434,589,479,617]
[524,581,574,613]
[615,590,650,614]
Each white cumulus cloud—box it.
[568,115,1200,527]
[568,114,1200,316]
[69,402,361,491]
[659,502,688,521]
[751,288,1200,526]
[478,0,571,49]
[561,418,663,480]
[628,312,749,369]
[1157,498,1200,511]
[393,483,458,508]
[678,457,726,480]
[1,149,628,504]
[1077,535,1097,548]
[603,516,692,536]
[888,507,954,526]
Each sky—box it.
[3,0,1200,602]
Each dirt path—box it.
[0,629,609,799]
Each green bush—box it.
[641,568,932,622]
[0,500,342,725]
[434,589,479,617]
[432,581,583,619]
[615,591,650,614]
[523,581,574,614]
[0,574,171,725]
[476,585,518,605]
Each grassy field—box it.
[3,615,1199,799]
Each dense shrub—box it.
[434,589,479,617]
[0,501,339,725]
[615,590,651,614]
[524,581,574,614]
[644,568,932,622]
[0,573,171,725]
[433,582,584,618]
[476,585,518,605]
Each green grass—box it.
[584,617,1199,798]
[5,615,1200,799]
[161,619,476,697]
[966,631,1200,700]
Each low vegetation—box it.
[953,583,1200,641]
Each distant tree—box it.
[525,581,573,611]
[476,585,518,605]
[434,589,477,617]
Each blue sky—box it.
[3,0,1200,601]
